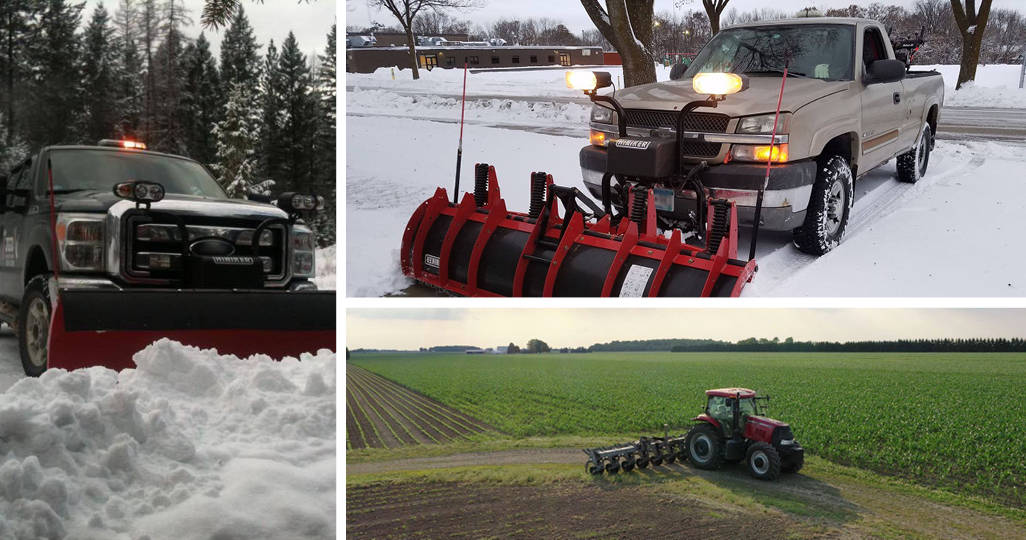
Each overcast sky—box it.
[85,0,337,58]
[345,0,1021,34]
[347,308,1026,350]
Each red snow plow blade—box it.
[47,289,336,371]
[400,164,756,297]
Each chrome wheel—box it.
[916,126,931,176]
[824,178,846,237]
[25,297,50,368]
[750,450,770,475]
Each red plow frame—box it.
[401,164,756,297]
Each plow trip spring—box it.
[583,433,689,475]
[401,163,757,297]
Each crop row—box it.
[352,352,1026,508]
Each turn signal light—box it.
[754,144,788,162]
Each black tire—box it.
[746,442,782,481]
[686,423,725,470]
[792,154,853,255]
[621,457,636,472]
[18,275,53,377]
[587,460,604,475]
[896,123,932,184]
[605,459,620,474]
[782,452,804,474]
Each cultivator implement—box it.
[583,431,690,475]
[401,164,756,297]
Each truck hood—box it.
[613,76,852,116]
[56,191,288,220]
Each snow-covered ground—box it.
[0,339,335,538]
[347,63,1026,108]
[345,109,1026,297]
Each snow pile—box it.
[0,339,336,539]
[314,245,336,290]
[348,88,590,128]
[920,64,1026,108]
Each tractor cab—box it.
[702,387,765,437]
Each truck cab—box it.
[581,17,944,255]
[0,140,321,375]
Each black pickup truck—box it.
[0,140,325,375]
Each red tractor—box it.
[583,387,803,481]
[685,388,804,480]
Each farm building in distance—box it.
[346,31,607,73]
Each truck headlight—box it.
[291,227,316,277]
[736,113,791,134]
[56,214,105,272]
[730,143,789,163]
[590,104,616,125]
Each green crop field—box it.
[350,352,1026,508]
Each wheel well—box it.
[820,133,858,176]
[24,246,49,285]
[926,105,939,135]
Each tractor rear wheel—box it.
[782,452,804,474]
[686,424,725,470]
[746,442,782,481]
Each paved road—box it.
[347,85,1026,141]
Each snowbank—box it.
[314,245,336,290]
[0,339,336,539]
[347,88,590,128]
[920,64,1024,108]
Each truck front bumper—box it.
[580,145,815,231]
[54,275,318,292]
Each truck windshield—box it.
[684,24,855,81]
[47,149,228,198]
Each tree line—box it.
[0,1,336,245]
[358,1,1016,89]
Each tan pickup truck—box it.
[581,17,944,254]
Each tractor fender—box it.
[691,414,720,428]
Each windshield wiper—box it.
[745,69,809,78]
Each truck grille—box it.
[623,109,730,133]
[123,215,287,284]
[624,109,729,158]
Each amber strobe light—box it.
[692,72,745,96]
[589,130,608,146]
[566,70,598,91]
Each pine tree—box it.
[25,0,84,147]
[212,83,266,198]
[181,33,221,164]
[258,39,284,183]
[218,6,260,94]
[113,0,144,139]
[80,5,120,143]
[276,31,317,194]
[312,24,336,246]
[149,28,187,153]
[0,1,36,147]
[137,0,162,141]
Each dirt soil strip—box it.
[348,448,1026,540]
[347,481,792,540]
[346,365,499,449]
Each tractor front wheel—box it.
[746,442,782,481]
[686,424,724,470]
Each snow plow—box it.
[1,140,335,376]
[400,71,774,297]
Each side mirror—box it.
[866,59,906,84]
[669,63,688,81]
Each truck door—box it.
[0,162,29,300]
[859,26,904,171]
